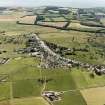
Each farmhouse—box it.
[42,91,61,101]
[48,10,59,14]
[95,13,105,20]
[57,7,70,14]
[71,8,78,14]
[0,58,9,64]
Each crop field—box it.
[45,17,67,22]
[41,69,87,105]
[37,21,68,28]
[13,79,42,98]
[18,15,37,25]
[12,97,49,105]
[0,15,17,21]
[0,11,26,22]
[68,22,102,31]
[81,86,105,105]
[0,21,59,36]
[100,18,105,26]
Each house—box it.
[42,91,61,101]
[48,10,59,14]
[95,13,105,20]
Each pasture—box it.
[100,18,105,26]
[37,21,68,28]
[18,15,37,25]
[81,86,105,105]
[68,22,102,32]
[12,97,49,105]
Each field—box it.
[0,15,17,21]
[100,18,105,26]
[18,15,37,25]
[81,86,105,105]
[68,22,102,32]
[37,21,68,28]
[0,11,26,22]
[12,97,49,105]
[45,17,67,22]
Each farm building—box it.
[95,13,105,20]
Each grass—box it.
[18,15,37,24]
[45,17,66,22]
[0,57,37,74]
[81,86,105,105]
[13,97,49,105]
[68,22,102,32]
[0,82,10,100]
[39,31,90,47]
[100,18,105,26]
[0,21,59,35]
[10,66,40,81]
[41,69,76,91]
[13,79,42,98]
[41,69,87,105]
[71,69,105,88]
[0,100,10,105]
[38,21,67,28]
[54,92,86,105]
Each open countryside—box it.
[0,3,105,105]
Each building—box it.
[95,13,105,20]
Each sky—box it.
[0,0,105,8]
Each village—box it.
[17,33,105,76]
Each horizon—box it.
[0,0,105,8]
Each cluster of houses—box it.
[44,6,70,15]
[18,33,105,75]
[42,91,61,101]
[95,13,105,20]
[22,36,88,56]
[0,58,9,65]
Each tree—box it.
[89,73,95,79]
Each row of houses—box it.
[0,58,9,64]
[19,33,105,75]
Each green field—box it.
[12,97,49,105]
